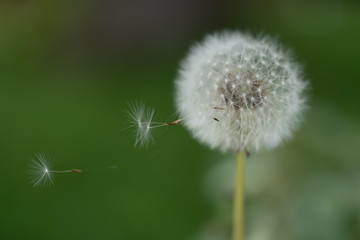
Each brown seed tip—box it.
[70,169,82,173]
[166,119,183,126]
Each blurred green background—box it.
[0,0,359,239]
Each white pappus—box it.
[126,102,155,148]
[175,31,307,152]
[28,152,56,187]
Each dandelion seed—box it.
[126,102,186,148]
[126,102,156,148]
[28,152,82,187]
[28,153,55,187]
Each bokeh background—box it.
[0,0,359,239]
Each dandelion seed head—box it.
[28,152,55,187]
[175,31,307,152]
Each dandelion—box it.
[126,30,307,240]
[175,31,307,153]
[28,152,82,187]
[174,31,307,240]
[126,102,184,148]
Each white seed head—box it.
[28,152,55,187]
[175,31,307,152]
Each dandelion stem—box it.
[233,151,245,240]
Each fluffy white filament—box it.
[126,102,155,148]
[175,31,307,152]
[28,152,55,187]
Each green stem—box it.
[233,151,245,240]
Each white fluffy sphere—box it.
[175,31,307,152]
